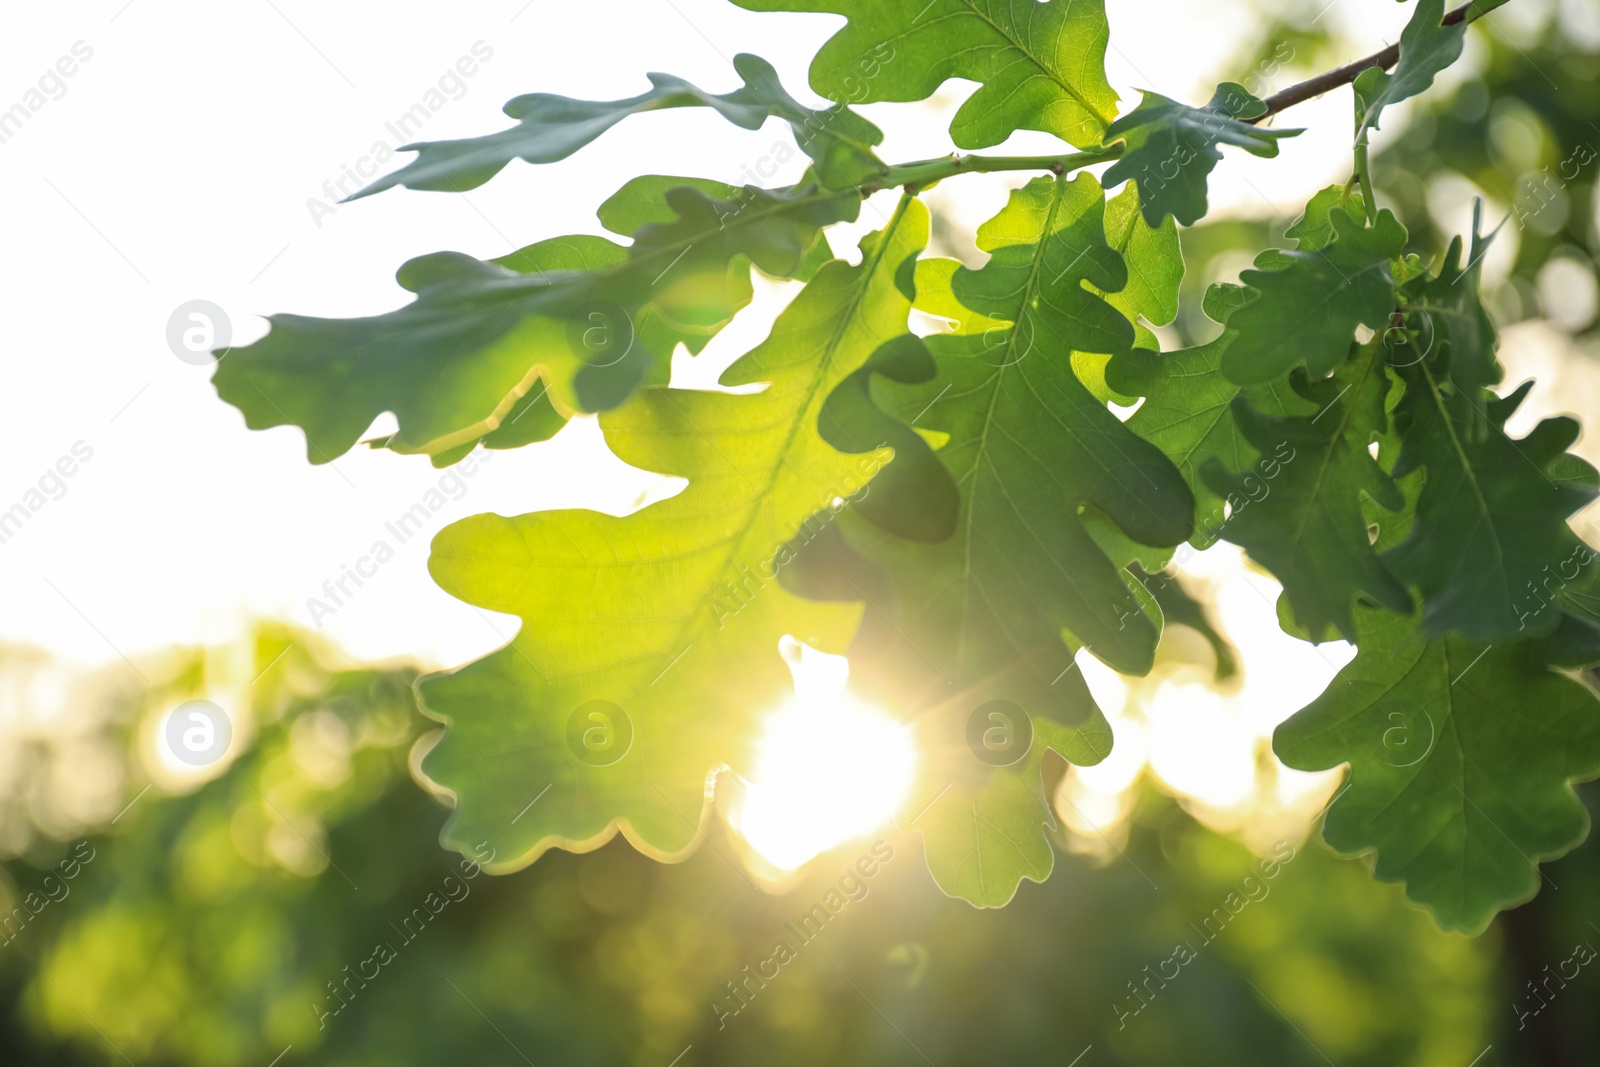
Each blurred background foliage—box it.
[0,623,1593,1065]
[4,3,1600,1065]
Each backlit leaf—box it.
[783,174,1191,905]
[416,199,928,870]
[832,174,1194,680]
[1076,183,1184,403]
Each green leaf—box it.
[1075,183,1184,404]
[1401,201,1502,393]
[353,53,886,199]
[1103,83,1300,227]
[728,0,1118,149]
[834,174,1193,678]
[1386,370,1599,643]
[1098,184,1183,331]
[1354,0,1468,140]
[782,174,1189,905]
[818,334,961,543]
[214,181,858,463]
[1379,210,1598,647]
[1204,343,1412,642]
[362,231,634,466]
[375,172,828,468]
[1220,208,1407,385]
[792,174,1188,897]
[1285,184,1367,252]
[415,199,928,871]
[1275,606,1600,933]
[596,173,833,282]
[913,718,1104,907]
[1527,452,1600,667]
[1106,283,1313,548]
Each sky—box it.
[0,0,1585,685]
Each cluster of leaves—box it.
[213,0,1600,931]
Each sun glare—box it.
[1053,545,1350,857]
[728,638,918,875]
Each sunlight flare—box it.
[728,639,917,874]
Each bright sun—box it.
[728,638,918,874]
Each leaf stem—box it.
[1353,139,1379,224]
[873,146,1125,194]
[1249,0,1513,124]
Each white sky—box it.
[0,0,1573,677]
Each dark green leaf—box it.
[1220,208,1407,385]
[1386,370,1599,643]
[1103,83,1300,227]
[1203,342,1411,641]
[818,335,960,543]
[1106,283,1313,548]
[1276,605,1600,933]
[354,53,886,199]
[829,174,1194,679]
[1400,200,1502,393]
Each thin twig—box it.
[1250,0,1511,123]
